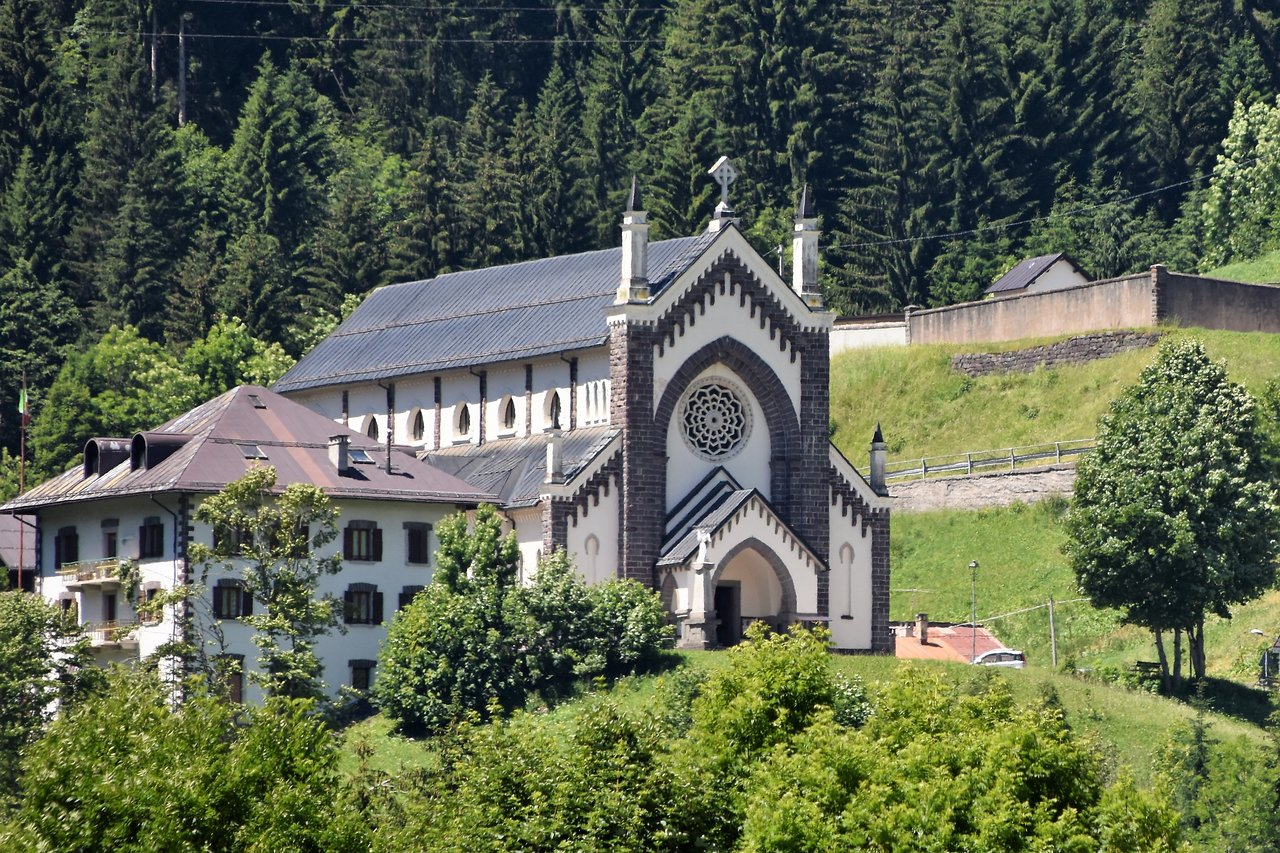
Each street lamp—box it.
[969,560,979,663]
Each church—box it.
[275,159,892,652]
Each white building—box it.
[1,385,487,701]
[274,167,892,652]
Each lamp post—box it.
[969,560,979,663]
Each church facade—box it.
[275,163,892,652]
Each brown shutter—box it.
[373,591,384,625]
[67,531,79,563]
[372,527,383,562]
[241,587,253,617]
[342,527,353,560]
[343,588,354,623]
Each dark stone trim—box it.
[476,371,487,447]
[524,364,533,435]
[610,321,661,583]
[432,377,442,450]
[568,357,579,430]
[341,390,349,427]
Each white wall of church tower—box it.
[663,365,772,508]
[827,506,875,649]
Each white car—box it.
[972,649,1026,669]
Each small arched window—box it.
[411,409,425,442]
[502,397,516,431]
[456,404,471,437]
[548,392,562,430]
[366,417,380,441]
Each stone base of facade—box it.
[677,613,719,650]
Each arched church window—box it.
[365,416,379,441]
[410,409,425,442]
[548,392,562,429]
[679,378,752,461]
[456,404,471,437]
[501,397,516,431]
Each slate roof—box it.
[423,427,619,508]
[1,386,490,513]
[985,252,1089,295]
[0,513,33,569]
[274,232,720,394]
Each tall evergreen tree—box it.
[384,118,458,284]
[529,47,591,256]
[448,74,524,270]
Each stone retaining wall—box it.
[891,465,1077,512]
[950,331,1162,377]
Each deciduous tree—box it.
[1065,340,1279,688]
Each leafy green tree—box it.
[1199,93,1280,269]
[3,668,367,851]
[190,466,343,702]
[29,325,200,478]
[0,591,99,796]
[374,504,524,733]
[1065,340,1280,688]
[181,317,295,401]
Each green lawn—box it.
[1204,249,1280,283]
[831,327,1280,466]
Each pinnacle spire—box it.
[797,183,815,219]
[626,175,642,212]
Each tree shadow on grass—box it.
[1174,677,1274,728]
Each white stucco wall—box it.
[564,479,620,585]
[829,322,908,355]
[827,504,875,650]
[664,366,772,508]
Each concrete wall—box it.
[1160,271,1280,333]
[909,272,1155,345]
[891,466,1077,512]
[830,316,907,354]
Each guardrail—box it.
[56,558,126,583]
[82,620,138,646]
[869,438,1095,482]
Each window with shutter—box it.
[139,517,164,559]
[398,585,424,609]
[344,583,379,624]
[343,521,380,561]
[405,523,431,565]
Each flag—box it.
[17,387,28,427]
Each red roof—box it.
[895,623,1007,663]
[2,386,492,513]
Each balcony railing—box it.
[82,620,139,648]
[57,558,126,587]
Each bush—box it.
[585,577,672,678]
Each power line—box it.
[187,0,670,11]
[60,28,663,44]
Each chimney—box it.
[792,184,822,308]
[707,156,740,233]
[329,434,350,473]
[916,613,929,645]
[870,423,888,497]
[616,176,650,303]
[545,426,564,484]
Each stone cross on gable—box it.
[708,156,739,208]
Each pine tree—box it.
[529,47,591,256]
[448,74,524,270]
[384,118,458,284]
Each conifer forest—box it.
[2,0,1278,474]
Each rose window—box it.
[680,381,751,461]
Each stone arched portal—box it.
[708,537,798,647]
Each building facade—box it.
[275,167,892,652]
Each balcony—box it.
[58,558,126,591]
[82,620,139,650]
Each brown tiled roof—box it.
[894,623,1006,663]
[1,386,491,513]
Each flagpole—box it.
[17,369,25,593]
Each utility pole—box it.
[1048,596,1058,668]
[969,560,979,663]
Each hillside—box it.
[830,327,1280,466]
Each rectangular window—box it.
[344,584,383,625]
[343,521,382,562]
[216,655,244,703]
[103,592,117,624]
[398,585,424,610]
[350,660,375,692]
[139,517,164,559]
[104,530,117,559]
[54,526,79,567]
[140,587,161,625]
[212,580,252,620]
[405,523,431,565]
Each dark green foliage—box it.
[374,505,670,734]
[1065,340,1280,686]
[29,325,199,478]
[2,668,368,851]
[0,591,99,797]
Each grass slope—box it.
[831,327,1280,465]
[1204,249,1280,283]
